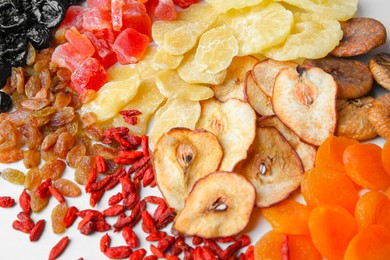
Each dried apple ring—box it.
[303,57,373,99]
[336,97,377,141]
[368,93,390,139]
[331,18,387,57]
[369,52,390,91]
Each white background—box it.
[0,0,388,259]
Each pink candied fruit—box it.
[111,0,124,32]
[112,28,149,65]
[82,8,117,43]
[65,27,95,58]
[148,0,177,21]
[84,32,117,69]
[122,0,152,39]
[70,57,109,94]
[51,43,89,72]
[59,6,86,31]
[87,0,111,10]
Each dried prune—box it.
[32,0,66,29]
[2,32,28,66]
[0,9,28,33]
[0,63,11,89]
[27,24,51,49]
[0,91,12,112]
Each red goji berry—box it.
[122,226,139,248]
[64,206,79,228]
[146,231,166,242]
[193,246,204,260]
[238,235,251,248]
[192,236,203,246]
[142,167,155,187]
[120,176,135,197]
[108,192,123,206]
[204,239,223,259]
[103,205,125,217]
[133,164,149,180]
[95,155,106,173]
[123,192,139,210]
[94,220,111,232]
[214,236,236,243]
[114,133,134,149]
[36,179,52,199]
[141,135,150,157]
[119,109,142,117]
[77,209,104,221]
[78,214,94,230]
[123,134,141,146]
[201,246,218,260]
[114,157,136,165]
[17,211,33,224]
[105,168,127,191]
[103,127,129,139]
[12,220,34,233]
[90,175,113,192]
[245,245,254,260]
[144,195,165,205]
[238,253,246,260]
[220,240,242,259]
[85,168,98,193]
[104,246,132,259]
[150,179,157,188]
[122,115,138,125]
[143,256,158,260]
[100,233,111,252]
[156,207,175,229]
[151,244,165,258]
[118,150,143,160]
[90,189,105,207]
[19,189,31,213]
[29,219,45,242]
[183,245,194,260]
[171,236,185,255]
[129,248,147,260]
[48,236,69,260]
[157,235,175,252]
[48,186,66,203]
[173,0,201,9]
[153,203,167,222]
[128,156,151,174]
[142,210,158,234]
[80,221,95,235]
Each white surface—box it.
[0,0,388,259]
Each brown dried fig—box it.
[303,57,373,99]
[369,53,390,91]
[331,18,387,57]
[368,93,390,139]
[336,97,377,141]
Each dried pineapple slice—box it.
[220,1,293,56]
[205,0,265,13]
[196,98,256,171]
[152,21,188,46]
[277,0,358,21]
[112,79,166,136]
[177,49,227,85]
[152,48,183,70]
[177,3,218,21]
[80,75,141,122]
[195,25,238,74]
[263,12,343,61]
[150,99,201,147]
[155,70,214,101]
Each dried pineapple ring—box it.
[155,70,214,101]
[112,79,166,136]
[152,21,187,46]
[221,1,293,56]
[277,0,358,21]
[263,12,343,61]
[151,48,183,70]
[368,93,390,140]
[150,98,201,147]
[205,0,264,13]
[177,3,218,21]
[195,25,238,74]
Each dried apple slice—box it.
[173,171,255,238]
[272,66,337,146]
[244,71,274,116]
[153,128,223,212]
[234,126,304,207]
[258,115,316,172]
[196,98,256,171]
[212,55,259,102]
[251,58,298,97]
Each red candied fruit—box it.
[122,0,152,39]
[112,28,149,65]
[87,0,112,10]
[65,27,95,58]
[84,32,117,69]
[173,0,201,8]
[83,8,117,43]
[147,0,177,21]
[59,6,86,31]
[111,0,125,32]
[70,57,109,94]
[51,43,90,72]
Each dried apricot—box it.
[343,143,390,190]
[309,204,358,260]
[344,225,390,260]
[254,230,285,260]
[315,135,358,172]
[301,167,359,213]
[288,234,321,260]
[262,199,311,235]
[354,191,390,230]
[382,139,390,175]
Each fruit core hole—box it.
[294,76,317,107]
[259,163,267,175]
[177,143,194,170]
[210,197,228,212]
[210,118,225,134]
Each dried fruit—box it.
[368,92,390,139]
[1,168,25,185]
[173,171,255,238]
[53,178,81,197]
[245,72,274,116]
[51,203,68,234]
[331,18,387,57]
[235,126,303,207]
[369,52,390,90]
[272,66,337,146]
[153,128,223,211]
[48,236,70,260]
[355,191,390,230]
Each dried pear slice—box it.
[272,66,337,146]
[244,71,274,116]
[173,171,255,238]
[252,58,297,97]
[369,53,390,91]
[303,57,373,99]
[196,98,256,171]
[258,115,316,172]
[368,93,390,140]
[153,128,223,212]
[212,55,259,102]
[336,97,377,141]
[235,126,303,207]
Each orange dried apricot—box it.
[262,199,311,235]
[344,225,390,260]
[254,231,321,260]
[309,204,358,260]
[301,167,359,213]
[343,143,390,190]
[382,139,390,176]
[315,135,358,172]
[355,191,390,230]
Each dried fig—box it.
[303,57,373,99]
[331,18,387,57]
[368,93,390,139]
[369,53,390,91]
[336,97,377,141]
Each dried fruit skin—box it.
[343,143,390,190]
[309,204,358,260]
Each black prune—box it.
[1,33,28,66]
[0,10,28,33]
[0,91,12,113]
[31,0,66,29]
[27,24,51,49]
[0,63,12,89]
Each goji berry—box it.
[94,220,111,232]
[80,221,95,235]
[19,189,31,213]
[172,0,201,8]
[153,202,168,222]
[122,226,139,248]
[201,246,217,260]
[238,235,251,248]
[48,236,69,260]
[123,134,141,147]
[129,248,147,260]
[114,133,134,149]
[90,175,113,192]
[12,219,34,233]
[100,233,111,252]
[158,235,175,252]
[78,214,94,230]
[114,157,136,165]
[90,189,105,207]
[95,155,106,173]
[193,246,204,260]
[128,156,151,174]
[220,240,242,259]
[141,135,150,157]
[105,168,127,190]
[77,209,104,221]
[48,186,66,203]
[245,245,254,260]
[143,256,158,260]
[108,192,123,206]
[166,255,180,260]
[64,206,79,229]
[142,167,154,187]
[120,176,135,197]
[122,116,138,125]
[142,210,158,234]
[215,237,236,243]
[104,246,132,259]
[151,244,165,258]
[192,236,203,246]
[103,205,125,217]
[30,219,45,242]
[103,127,129,139]
[17,211,34,224]
[171,236,185,255]
[36,179,52,199]
[123,192,139,210]
[204,239,223,259]
[146,231,167,242]
[85,167,98,193]
[156,207,175,229]
[133,164,149,180]
[119,110,142,117]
